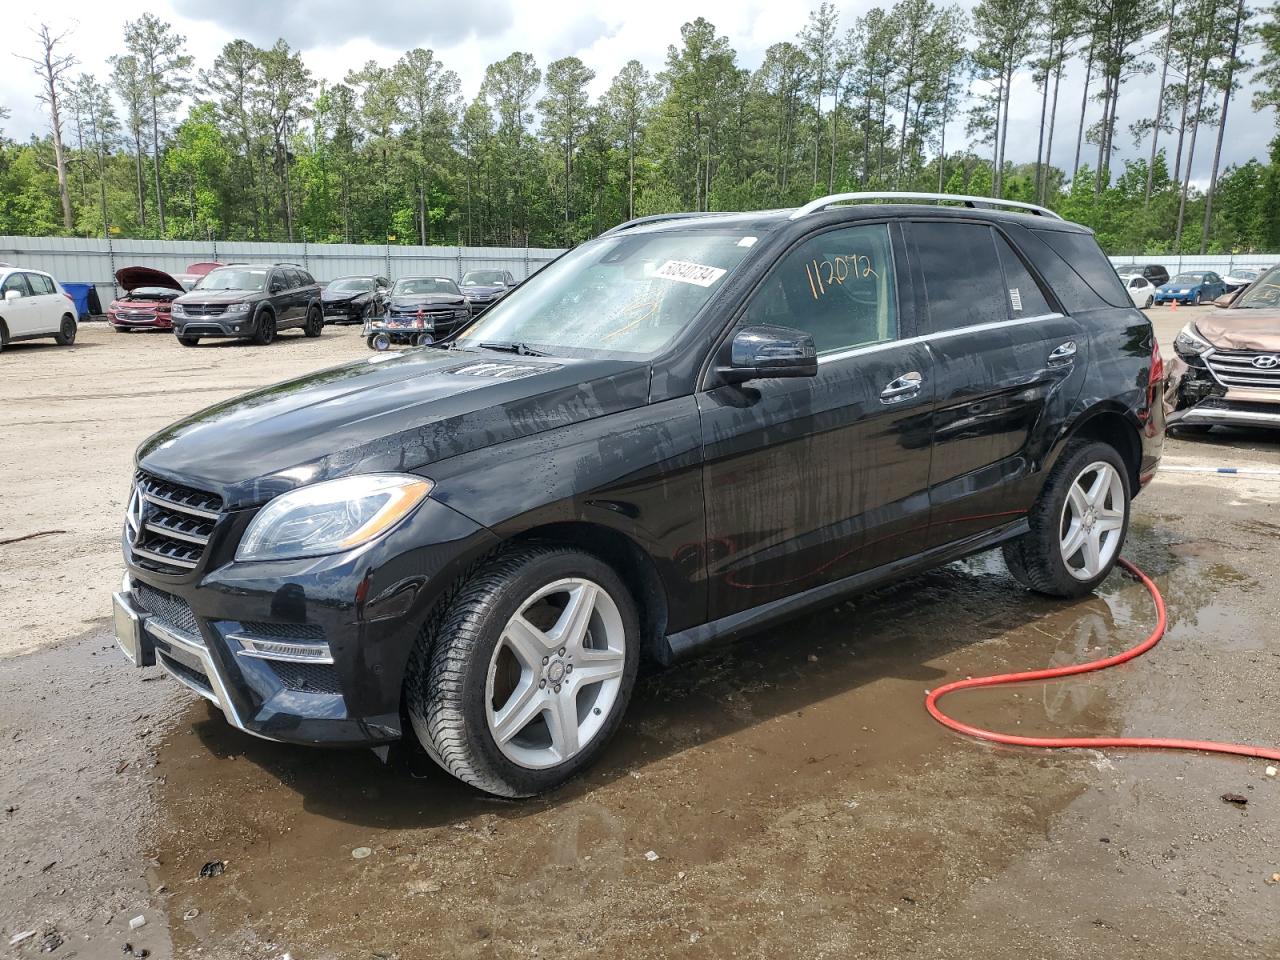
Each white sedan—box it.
[1118,273,1156,309]
[0,266,79,352]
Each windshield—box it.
[329,278,374,293]
[1236,265,1280,309]
[1232,269,1259,280]
[456,231,754,359]
[196,268,267,292]
[462,270,505,286]
[392,278,459,296]
[1171,273,1204,284]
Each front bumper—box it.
[115,495,499,746]
[109,312,173,329]
[1164,352,1280,429]
[173,315,256,338]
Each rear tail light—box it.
[1142,337,1164,428]
[64,292,74,303]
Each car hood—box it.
[135,349,650,509]
[1160,280,1203,291]
[462,284,505,297]
[115,266,185,293]
[390,294,465,309]
[176,289,261,304]
[1193,308,1280,351]
[322,288,372,303]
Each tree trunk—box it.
[1042,46,1065,205]
[1200,0,1245,254]
[1072,42,1094,179]
[1174,69,1209,249]
[1145,11,1175,203]
[132,131,146,228]
[150,90,166,235]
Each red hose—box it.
[926,558,1280,762]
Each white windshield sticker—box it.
[737,236,758,247]
[653,259,727,287]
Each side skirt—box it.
[660,519,1029,664]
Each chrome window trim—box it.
[816,312,1063,366]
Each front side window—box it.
[393,278,461,296]
[913,221,1008,333]
[197,268,267,293]
[744,223,898,354]
[2,273,31,298]
[456,231,753,358]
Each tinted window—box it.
[297,270,316,286]
[27,273,56,295]
[913,221,1007,333]
[745,223,898,354]
[1030,229,1130,307]
[2,273,31,297]
[993,233,1052,317]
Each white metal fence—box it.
[1107,253,1277,275]
[0,236,567,311]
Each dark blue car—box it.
[1153,271,1227,305]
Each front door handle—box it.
[880,371,923,403]
[1048,340,1077,363]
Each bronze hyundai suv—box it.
[1165,263,1280,431]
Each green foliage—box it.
[4,5,1279,254]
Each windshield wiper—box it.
[477,341,550,357]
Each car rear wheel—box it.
[1002,440,1130,598]
[405,545,640,798]
[303,307,323,338]
[254,311,276,345]
[54,315,77,346]
[367,333,391,351]
[415,332,434,347]
[1144,295,1153,308]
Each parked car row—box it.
[1115,262,1273,311]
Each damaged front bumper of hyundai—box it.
[1164,316,1280,429]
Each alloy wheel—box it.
[485,577,626,770]
[1058,461,1125,580]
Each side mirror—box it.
[4,289,20,302]
[717,324,818,384]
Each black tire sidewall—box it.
[304,308,322,337]
[56,316,76,345]
[255,310,276,345]
[423,548,641,796]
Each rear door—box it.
[698,220,936,618]
[24,272,64,333]
[906,219,1087,548]
[1,272,37,336]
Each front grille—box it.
[181,303,227,317]
[388,308,463,320]
[1205,351,1280,390]
[136,584,200,639]
[272,661,343,695]
[127,471,224,576]
[240,621,325,641]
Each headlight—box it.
[224,301,251,315]
[171,303,186,316]
[1173,322,1211,357]
[236,474,434,562]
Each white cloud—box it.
[1,0,1274,180]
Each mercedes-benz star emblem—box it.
[125,487,147,545]
[1251,354,1279,369]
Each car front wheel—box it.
[303,306,323,338]
[1002,440,1130,598]
[406,545,640,798]
[253,311,276,345]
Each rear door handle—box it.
[880,371,924,403]
[1048,340,1077,363]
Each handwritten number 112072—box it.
[804,255,878,299]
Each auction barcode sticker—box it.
[653,259,727,287]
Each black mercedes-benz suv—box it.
[172,263,323,346]
[113,193,1164,797]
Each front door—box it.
[1,273,37,336]
[905,219,1087,547]
[698,221,935,619]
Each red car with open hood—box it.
[108,263,223,331]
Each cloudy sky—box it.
[2,0,1274,184]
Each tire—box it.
[1002,440,1131,599]
[177,335,200,347]
[253,310,276,345]
[414,332,435,347]
[54,314,77,346]
[405,545,641,798]
[0,320,7,353]
[1144,295,1153,308]
[1194,291,1202,305]
[114,325,132,333]
[367,332,391,351]
[303,306,323,338]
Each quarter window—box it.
[913,221,1008,333]
[744,223,898,355]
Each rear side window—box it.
[1030,229,1130,308]
[297,270,316,286]
[992,234,1052,317]
[26,273,55,295]
[911,221,1007,333]
[744,222,898,355]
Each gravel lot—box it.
[1,311,1277,960]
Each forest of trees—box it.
[2,1,1280,255]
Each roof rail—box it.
[598,212,727,238]
[789,191,1063,221]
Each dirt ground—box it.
[1,313,1278,959]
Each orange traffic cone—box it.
[1171,298,1178,310]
